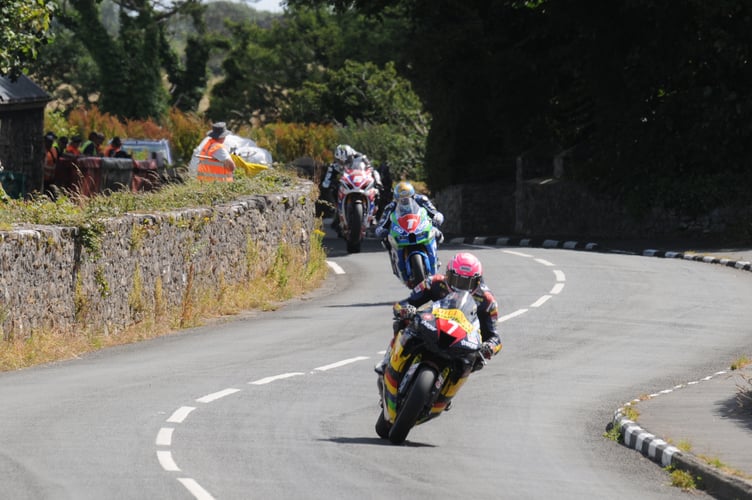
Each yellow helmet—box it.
[393,181,415,201]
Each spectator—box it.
[195,122,235,182]
[56,136,68,157]
[43,131,59,184]
[65,136,83,156]
[82,131,105,156]
[103,137,131,158]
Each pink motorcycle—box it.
[336,156,379,253]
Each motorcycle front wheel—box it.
[346,201,364,253]
[408,252,427,288]
[375,410,391,439]
[388,366,437,444]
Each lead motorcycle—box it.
[376,291,484,444]
[336,156,379,253]
[384,197,440,288]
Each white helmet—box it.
[334,144,356,163]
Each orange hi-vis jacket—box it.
[196,139,233,182]
[44,146,59,182]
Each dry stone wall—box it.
[0,180,316,339]
[435,178,748,239]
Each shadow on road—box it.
[321,436,436,448]
[324,301,395,309]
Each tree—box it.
[206,8,427,174]
[207,4,411,123]
[0,0,56,80]
[288,60,429,168]
[286,0,752,211]
[51,0,210,120]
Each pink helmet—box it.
[445,252,482,292]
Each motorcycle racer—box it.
[375,252,502,376]
[374,181,444,242]
[322,144,383,231]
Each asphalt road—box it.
[1,230,751,499]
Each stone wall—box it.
[0,180,316,339]
[434,177,748,240]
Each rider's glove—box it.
[480,341,495,360]
[432,213,444,227]
[395,304,417,321]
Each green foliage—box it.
[47,0,207,120]
[253,122,337,166]
[166,108,211,166]
[336,119,426,181]
[27,20,99,112]
[0,168,299,229]
[0,0,56,79]
[287,0,752,211]
[666,466,698,490]
[207,6,412,125]
[603,422,622,442]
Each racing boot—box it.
[374,341,393,375]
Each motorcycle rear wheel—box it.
[388,367,437,444]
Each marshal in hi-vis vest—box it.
[196,139,233,182]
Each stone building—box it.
[0,75,51,198]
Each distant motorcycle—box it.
[376,291,484,444]
[336,156,379,253]
[385,197,440,288]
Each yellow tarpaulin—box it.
[232,154,269,178]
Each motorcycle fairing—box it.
[386,199,439,285]
[336,165,378,239]
[381,301,480,424]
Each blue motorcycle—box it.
[385,198,440,288]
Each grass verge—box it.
[0,169,328,372]
[0,226,328,372]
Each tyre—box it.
[408,253,426,287]
[388,367,436,444]
[375,411,391,439]
[346,201,364,253]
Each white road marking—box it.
[167,406,196,423]
[178,478,216,500]
[157,243,567,496]
[530,295,551,308]
[326,261,346,274]
[534,258,554,266]
[314,356,369,371]
[502,250,533,258]
[499,309,528,322]
[196,388,241,403]
[157,450,180,471]
[156,427,174,446]
[249,372,305,385]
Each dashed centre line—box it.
[314,356,369,372]
[167,406,195,424]
[156,427,174,446]
[250,372,304,385]
[196,388,241,404]
[157,247,568,499]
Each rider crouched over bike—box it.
[322,144,383,232]
[375,181,444,243]
[375,252,502,386]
